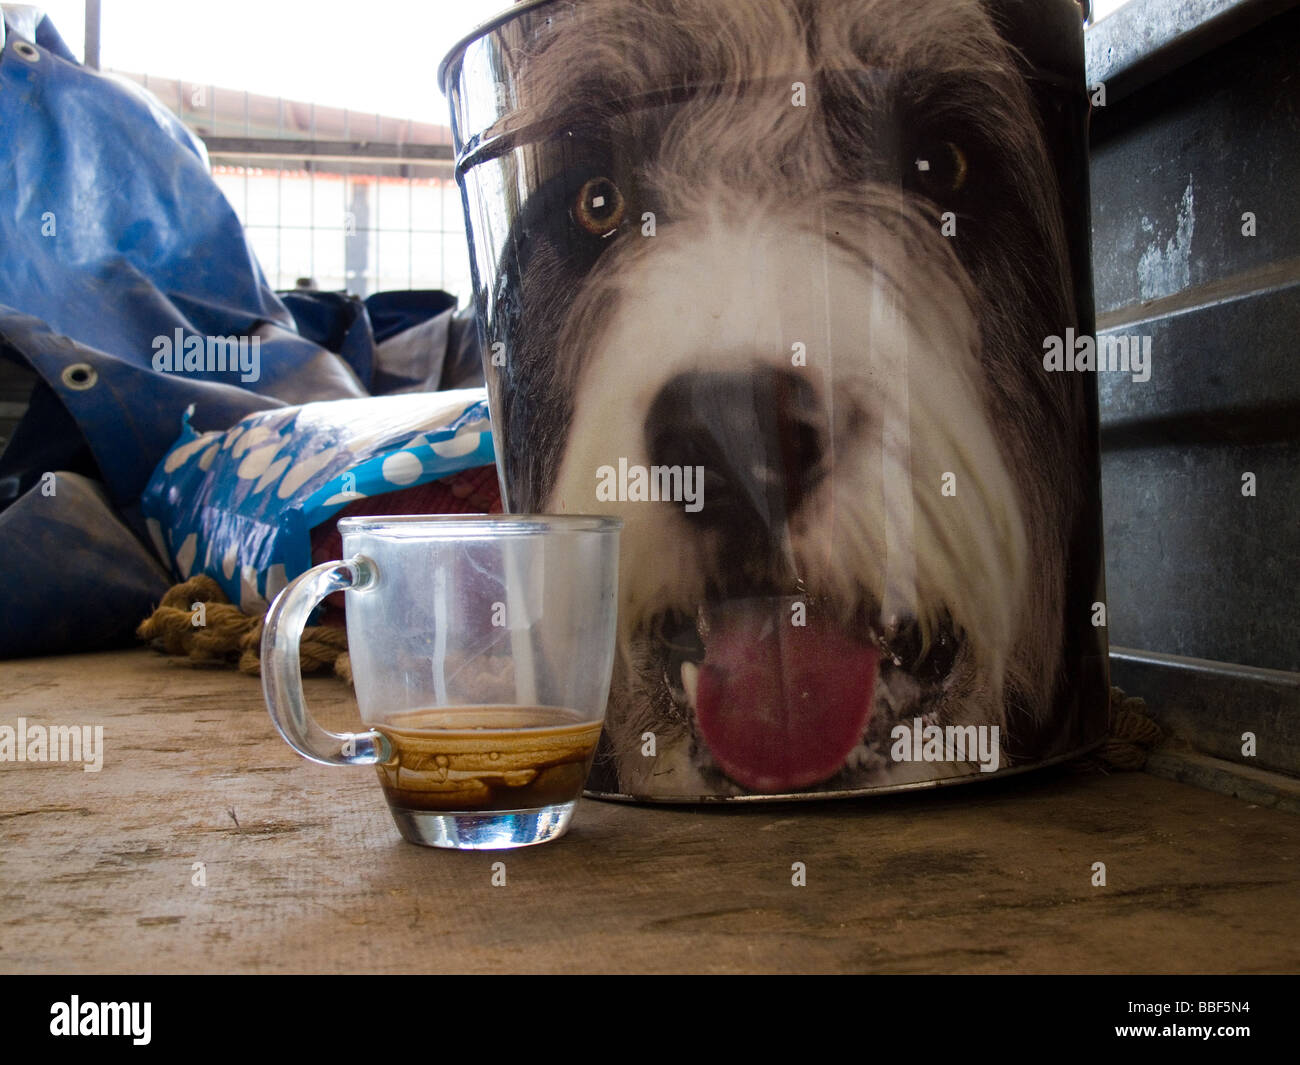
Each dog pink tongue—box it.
[694,601,880,793]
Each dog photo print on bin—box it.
[442,0,1109,801]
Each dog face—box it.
[456,0,1097,797]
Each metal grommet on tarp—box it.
[60,362,97,390]
[12,39,39,63]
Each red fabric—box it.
[308,464,503,624]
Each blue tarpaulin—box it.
[0,8,483,658]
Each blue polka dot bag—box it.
[141,390,494,613]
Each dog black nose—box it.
[645,368,826,533]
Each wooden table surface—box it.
[1,648,1297,974]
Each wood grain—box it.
[1,648,1296,973]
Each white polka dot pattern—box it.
[143,393,495,606]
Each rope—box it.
[1070,687,1165,773]
[137,579,1164,770]
[136,575,352,682]
[1107,688,1164,769]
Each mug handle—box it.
[261,557,390,766]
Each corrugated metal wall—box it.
[1088,0,1300,778]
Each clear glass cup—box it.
[261,514,621,849]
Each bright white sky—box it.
[30,0,1133,122]
[1091,0,1131,20]
[30,0,510,122]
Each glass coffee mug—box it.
[261,514,622,849]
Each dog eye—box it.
[909,141,968,197]
[572,176,627,237]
